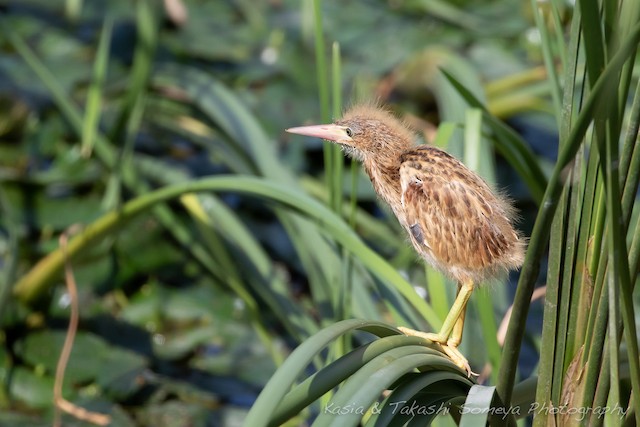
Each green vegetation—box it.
[0,1,638,426]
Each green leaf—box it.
[367,371,470,426]
[459,385,496,427]
[271,335,445,426]
[14,331,108,384]
[9,367,60,409]
[244,320,400,427]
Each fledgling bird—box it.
[286,104,525,375]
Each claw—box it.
[440,343,478,377]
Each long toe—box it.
[397,327,476,376]
[440,345,477,378]
[397,326,448,344]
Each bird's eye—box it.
[345,128,353,137]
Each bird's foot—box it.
[440,342,477,378]
[397,327,477,377]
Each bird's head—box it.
[286,105,414,162]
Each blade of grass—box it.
[0,189,19,322]
[311,0,329,123]
[549,161,586,402]
[549,0,568,71]
[425,266,449,322]
[109,0,157,143]
[570,147,599,354]
[81,16,112,158]
[607,284,621,427]
[103,0,158,210]
[578,0,606,87]
[330,42,349,360]
[331,41,343,214]
[530,0,563,123]
[311,0,333,201]
[351,270,383,321]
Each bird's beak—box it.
[286,124,353,144]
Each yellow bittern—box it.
[286,104,525,375]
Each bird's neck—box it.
[364,156,403,217]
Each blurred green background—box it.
[0,0,588,425]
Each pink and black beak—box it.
[286,124,353,144]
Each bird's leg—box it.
[412,279,474,343]
[448,302,466,347]
[398,279,476,375]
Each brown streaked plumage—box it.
[286,104,525,375]
[399,146,524,284]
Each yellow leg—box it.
[398,279,475,375]
[422,279,474,344]
[448,304,466,347]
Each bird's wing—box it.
[399,147,513,273]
